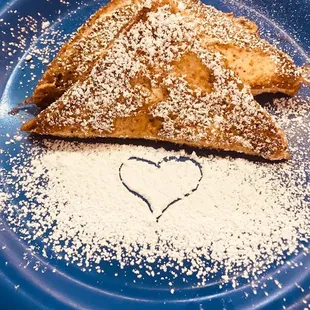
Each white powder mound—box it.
[0,192,9,209]
[120,156,203,219]
[0,97,309,288]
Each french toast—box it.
[22,1,289,160]
[30,0,303,107]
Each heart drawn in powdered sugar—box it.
[119,156,203,221]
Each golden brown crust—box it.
[234,16,259,34]
[22,115,289,161]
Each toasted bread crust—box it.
[30,0,302,107]
[22,116,289,161]
[22,109,289,161]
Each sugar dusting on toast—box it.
[58,0,300,78]
[29,0,302,105]
[24,3,288,160]
[72,2,140,75]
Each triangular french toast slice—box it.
[30,0,303,107]
[22,0,289,160]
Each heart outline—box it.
[119,156,203,221]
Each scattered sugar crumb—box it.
[42,21,50,30]
[25,55,32,61]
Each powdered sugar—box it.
[0,0,309,297]
[1,95,309,286]
[26,3,289,160]
[120,156,203,219]
[22,0,301,108]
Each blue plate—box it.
[0,0,309,309]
